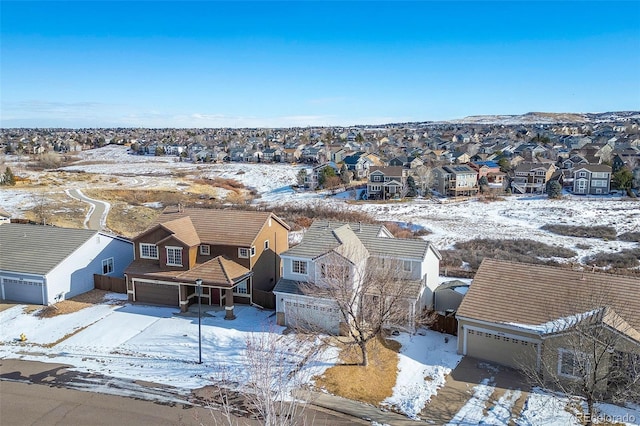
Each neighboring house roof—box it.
[150,207,289,247]
[370,166,405,176]
[0,224,98,275]
[273,278,306,296]
[457,259,640,336]
[573,164,612,173]
[284,220,439,262]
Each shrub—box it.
[541,224,617,240]
[441,238,576,272]
[584,248,640,269]
[617,232,640,243]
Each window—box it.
[239,247,250,258]
[251,246,256,257]
[140,243,158,259]
[372,175,382,182]
[264,240,270,250]
[403,260,412,272]
[102,258,114,274]
[578,171,586,178]
[200,245,210,255]
[166,247,183,266]
[234,281,248,295]
[292,260,307,275]
[558,348,587,378]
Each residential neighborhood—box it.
[1,112,640,425]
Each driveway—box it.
[420,356,531,424]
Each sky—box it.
[1,1,639,128]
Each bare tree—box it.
[301,251,430,367]
[210,331,322,426]
[412,165,434,196]
[520,289,640,426]
[31,190,53,225]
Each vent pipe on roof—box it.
[358,221,362,232]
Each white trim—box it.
[558,348,587,379]
[457,316,545,337]
[139,243,159,259]
[165,246,183,267]
[238,247,250,258]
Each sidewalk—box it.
[302,390,423,425]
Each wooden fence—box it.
[94,274,127,293]
[430,313,458,336]
[252,289,275,310]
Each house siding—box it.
[46,234,133,303]
[250,218,289,292]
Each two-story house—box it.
[432,165,479,197]
[468,161,506,186]
[273,220,441,334]
[572,164,612,195]
[511,163,557,194]
[343,152,373,180]
[124,207,290,317]
[366,166,409,200]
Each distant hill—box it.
[445,111,640,125]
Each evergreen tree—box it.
[318,166,336,187]
[339,164,351,185]
[612,168,633,191]
[3,167,16,186]
[546,180,562,199]
[406,175,417,197]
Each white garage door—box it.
[2,278,45,304]
[284,299,340,335]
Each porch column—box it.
[224,288,236,320]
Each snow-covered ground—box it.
[0,298,338,394]
[2,145,639,266]
[383,331,462,419]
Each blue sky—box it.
[1,1,639,128]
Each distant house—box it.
[432,165,479,197]
[343,152,373,179]
[468,161,505,185]
[0,224,133,305]
[124,207,290,315]
[511,162,557,194]
[273,220,441,334]
[0,208,10,225]
[366,166,409,200]
[572,164,612,195]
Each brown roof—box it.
[125,256,251,288]
[158,217,201,247]
[177,256,251,286]
[370,166,405,176]
[457,259,640,335]
[149,207,289,247]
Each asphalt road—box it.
[0,359,358,426]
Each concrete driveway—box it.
[420,356,531,424]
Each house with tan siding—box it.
[457,259,640,394]
[124,207,289,317]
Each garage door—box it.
[2,278,44,304]
[134,281,179,306]
[465,328,539,369]
[284,299,340,334]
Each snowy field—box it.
[2,145,638,265]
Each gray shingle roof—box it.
[286,220,438,261]
[273,278,305,295]
[0,224,97,275]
